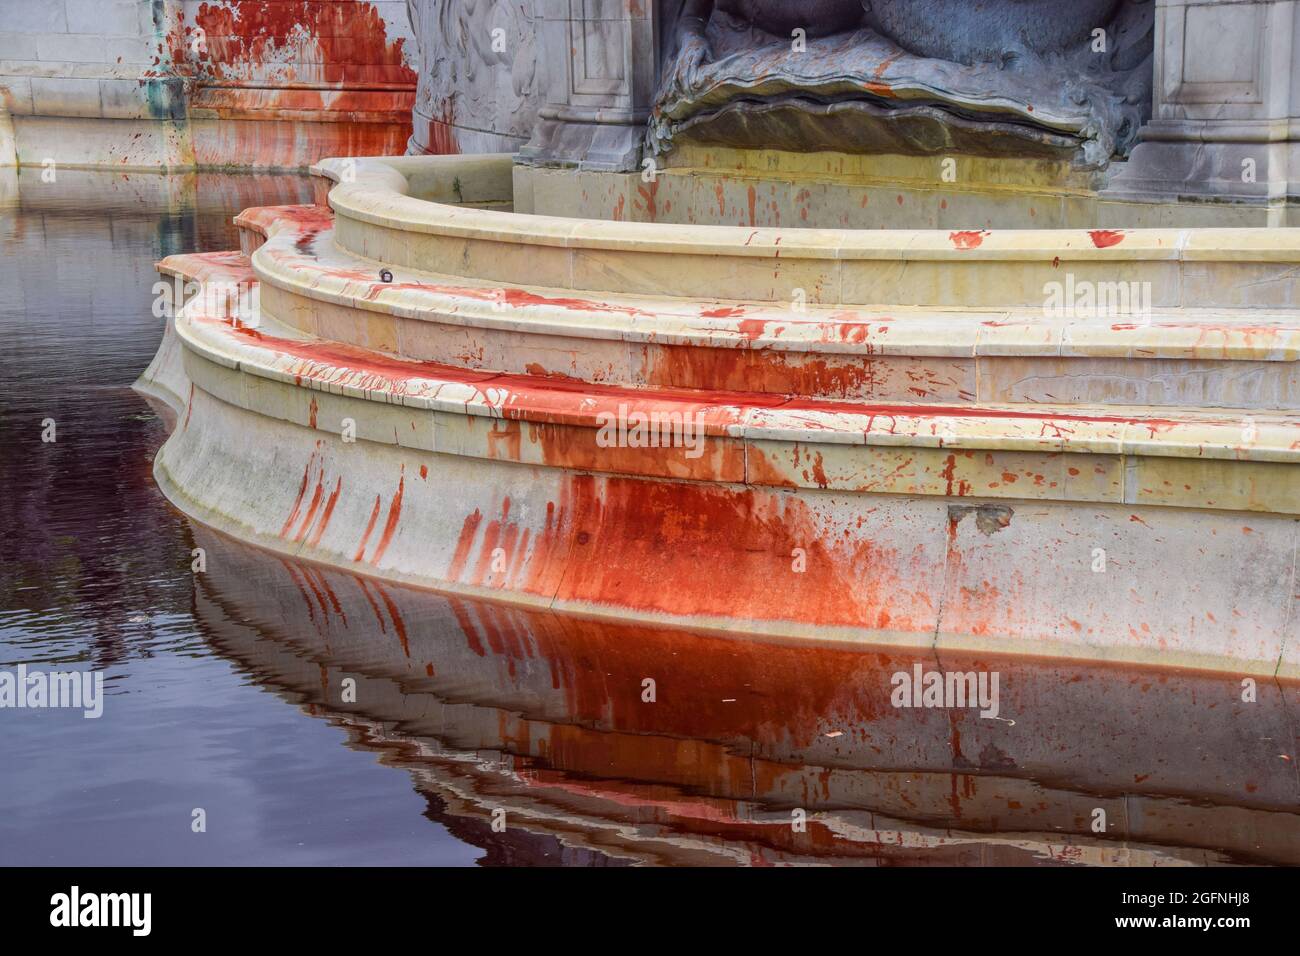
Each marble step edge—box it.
[171,290,1300,524]
[215,212,1300,362]
[312,157,1300,264]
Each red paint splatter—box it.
[949,230,987,250]
[1088,230,1125,248]
[192,2,416,89]
[701,306,746,318]
[637,179,659,221]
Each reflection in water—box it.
[192,523,1300,866]
[1,169,1297,866]
[2,170,470,866]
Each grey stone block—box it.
[30,76,102,117]
[35,33,114,64]
[0,74,35,114]
[65,0,143,36]
[103,36,154,65]
[98,77,151,119]
[0,31,37,60]
[2,3,69,34]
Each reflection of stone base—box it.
[190,522,1300,866]
[3,96,415,172]
[516,115,645,172]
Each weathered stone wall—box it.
[406,0,541,156]
[0,0,419,170]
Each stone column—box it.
[516,0,658,172]
[1105,0,1298,212]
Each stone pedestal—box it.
[1105,0,1299,208]
[516,0,659,171]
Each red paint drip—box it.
[293,469,326,542]
[448,509,484,581]
[352,493,382,562]
[307,476,343,547]
[374,583,409,656]
[355,576,387,634]
[192,1,417,89]
[280,457,314,537]
[369,469,405,566]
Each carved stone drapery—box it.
[650,0,1154,168]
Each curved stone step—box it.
[138,168,1300,678]
[188,203,1300,410]
[170,272,1300,515]
[147,286,1300,677]
[314,156,1300,311]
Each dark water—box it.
[1,169,1296,866]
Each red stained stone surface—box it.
[143,2,420,166]
[1088,229,1126,248]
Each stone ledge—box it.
[145,347,1300,679]
[171,291,1300,514]
[200,205,1300,363]
[309,155,1300,309]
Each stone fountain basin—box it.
[136,153,1300,678]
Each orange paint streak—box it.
[487,420,522,460]
[280,457,314,537]
[374,583,409,656]
[480,474,931,632]
[207,308,1209,436]
[369,470,405,566]
[352,493,382,562]
[293,470,326,542]
[307,476,343,547]
[637,179,659,221]
[355,575,388,634]
[448,509,485,581]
